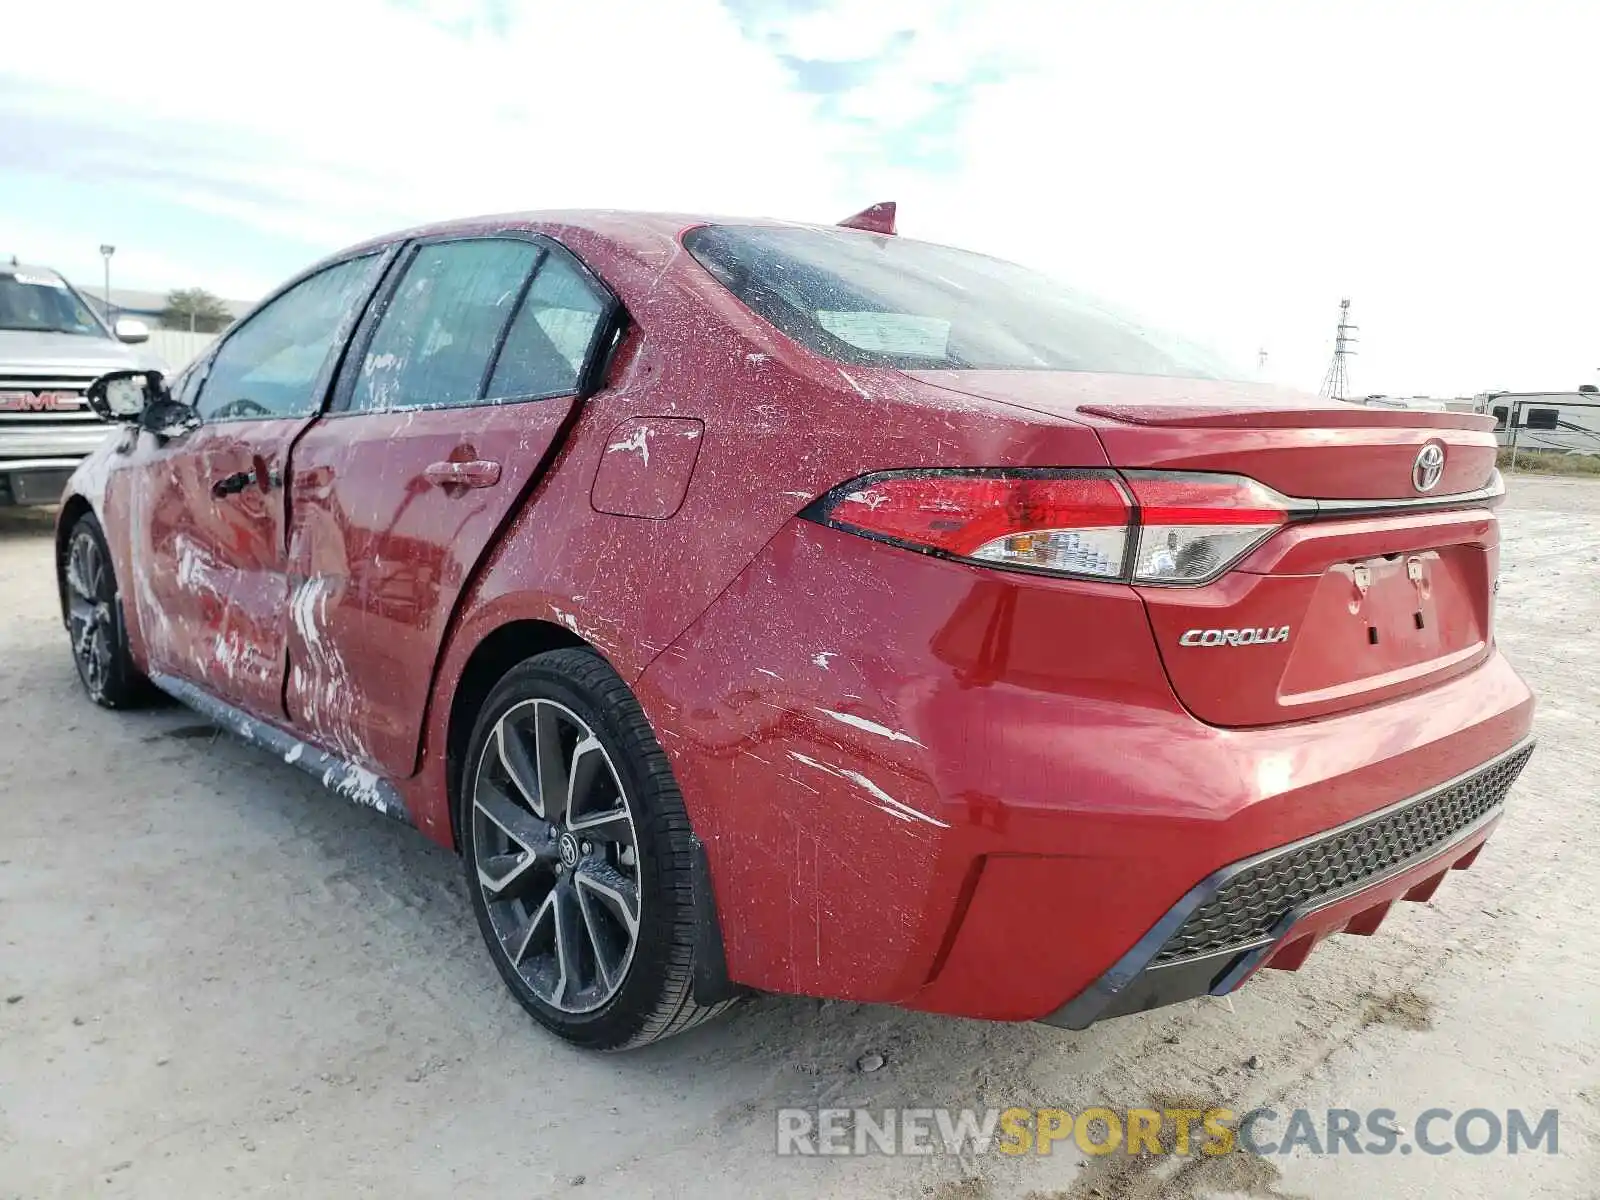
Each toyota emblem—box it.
[1412,442,1446,493]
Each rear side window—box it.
[486,252,607,400]
[350,240,541,413]
[683,224,1240,380]
[196,254,382,420]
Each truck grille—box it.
[0,373,103,424]
[1151,743,1535,965]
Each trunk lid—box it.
[910,371,1502,727]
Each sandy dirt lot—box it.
[1,476,1595,1199]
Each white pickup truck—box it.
[0,260,165,505]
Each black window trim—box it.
[188,245,401,426]
[326,228,623,419]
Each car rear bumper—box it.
[1039,737,1533,1028]
[0,457,87,505]
[640,519,1538,1018]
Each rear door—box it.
[131,252,389,717]
[283,233,616,773]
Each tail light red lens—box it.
[805,469,1294,586]
[1122,473,1289,585]
[815,472,1132,577]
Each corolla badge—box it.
[1179,626,1291,647]
[1412,442,1446,493]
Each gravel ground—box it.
[0,475,1595,1199]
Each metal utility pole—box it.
[99,244,116,325]
[1318,298,1358,400]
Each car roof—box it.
[255,209,878,319]
[331,209,823,264]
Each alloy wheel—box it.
[64,529,115,698]
[470,698,642,1014]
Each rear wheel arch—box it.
[443,622,745,1021]
[444,619,588,851]
[457,646,740,1046]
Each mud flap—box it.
[691,835,747,1005]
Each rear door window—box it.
[486,250,608,400]
[347,238,612,413]
[349,240,541,413]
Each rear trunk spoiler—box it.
[837,202,897,235]
[1078,404,1496,432]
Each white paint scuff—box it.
[842,488,889,511]
[607,425,651,466]
[816,709,924,747]
[70,447,115,512]
[787,751,948,828]
[171,535,272,685]
[127,469,175,661]
[837,368,870,399]
[329,765,389,814]
[811,652,836,669]
[289,575,373,765]
[175,537,224,598]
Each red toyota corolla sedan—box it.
[55,204,1534,1049]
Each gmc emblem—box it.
[0,390,83,412]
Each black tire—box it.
[459,647,736,1049]
[60,512,157,710]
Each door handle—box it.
[211,458,283,499]
[424,459,501,489]
[211,470,253,498]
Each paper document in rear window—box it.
[815,311,950,357]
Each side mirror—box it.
[113,317,151,344]
[86,369,165,422]
[85,368,198,440]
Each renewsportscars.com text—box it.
[775,1106,1560,1158]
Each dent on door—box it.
[280,232,619,778]
[129,419,297,715]
[283,403,578,775]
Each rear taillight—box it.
[1122,473,1288,585]
[804,469,1293,586]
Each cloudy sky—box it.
[4,0,1596,396]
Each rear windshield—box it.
[684,224,1239,379]
[0,271,104,336]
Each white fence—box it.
[145,329,219,372]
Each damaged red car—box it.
[56,204,1534,1049]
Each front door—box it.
[284,234,616,775]
[132,252,390,719]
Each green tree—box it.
[160,288,233,333]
